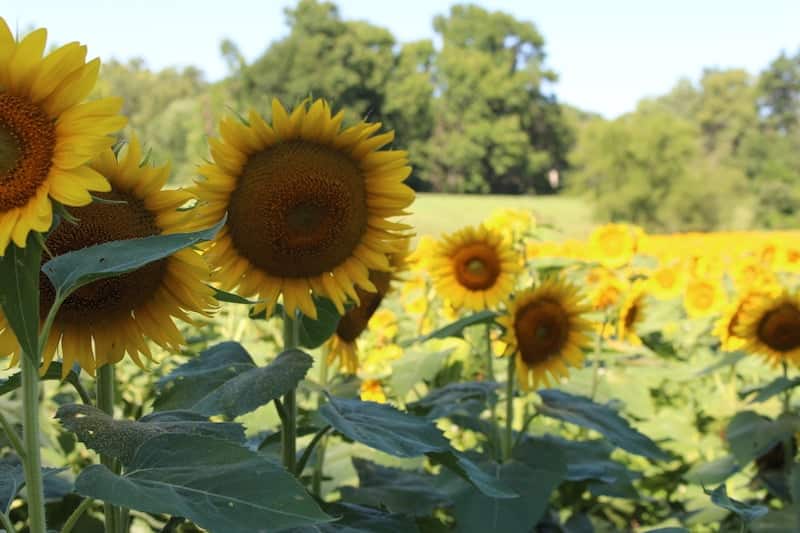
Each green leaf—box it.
[704,484,768,522]
[277,502,420,532]
[212,287,261,304]
[428,452,518,499]
[740,376,800,403]
[389,348,452,397]
[191,349,313,418]
[407,381,498,419]
[56,403,245,464]
[684,455,741,485]
[251,297,343,349]
[154,341,256,411]
[643,529,689,533]
[339,458,449,516]
[0,362,81,397]
[725,411,799,465]
[42,216,224,298]
[750,507,800,533]
[406,310,497,345]
[0,455,67,513]
[537,389,671,461]
[319,396,516,498]
[443,441,566,533]
[695,352,746,376]
[75,433,331,532]
[529,435,636,484]
[0,235,43,361]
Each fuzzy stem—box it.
[21,353,46,533]
[484,323,501,460]
[311,346,330,495]
[0,410,25,459]
[281,310,300,473]
[96,364,121,533]
[61,498,94,533]
[503,355,516,461]
[590,320,606,401]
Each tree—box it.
[758,49,800,133]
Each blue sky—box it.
[5,0,799,118]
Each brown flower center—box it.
[514,299,570,365]
[0,94,56,211]
[335,270,392,342]
[453,243,500,290]
[758,303,800,352]
[40,189,165,323]
[624,302,639,329]
[227,141,367,278]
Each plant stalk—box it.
[0,410,25,459]
[503,354,516,462]
[311,346,330,495]
[590,319,606,401]
[484,323,501,460]
[61,497,94,533]
[97,364,122,533]
[281,309,300,473]
[20,352,46,533]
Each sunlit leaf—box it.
[704,484,768,522]
[0,235,43,361]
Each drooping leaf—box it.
[154,341,256,411]
[684,455,741,485]
[389,348,452,397]
[740,376,800,404]
[537,389,671,461]
[251,297,343,349]
[407,310,497,345]
[0,362,81,398]
[704,484,768,522]
[695,352,747,376]
[56,403,245,464]
[408,381,498,419]
[75,433,331,532]
[191,349,313,418]
[319,396,516,498]
[276,502,420,533]
[0,455,68,513]
[725,411,799,465]
[0,235,43,360]
[42,217,224,298]
[526,435,636,485]
[212,287,261,304]
[339,458,449,516]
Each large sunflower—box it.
[734,290,800,367]
[430,225,521,311]
[713,289,778,353]
[326,239,408,373]
[618,282,647,345]
[498,277,593,390]
[194,98,414,319]
[0,137,215,377]
[0,20,126,255]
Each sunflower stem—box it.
[0,511,17,533]
[782,361,791,414]
[61,497,94,533]
[484,323,501,460]
[589,319,606,401]
[312,346,330,496]
[96,364,122,533]
[0,410,25,459]
[281,309,300,474]
[20,351,47,533]
[503,355,516,462]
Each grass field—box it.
[406,193,594,238]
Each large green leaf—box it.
[0,455,67,513]
[389,348,452,397]
[725,411,799,465]
[444,439,566,533]
[704,484,768,522]
[407,381,498,419]
[42,217,224,298]
[277,502,420,533]
[319,396,516,498]
[740,376,800,404]
[75,433,330,532]
[339,458,449,516]
[530,435,637,485]
[0,362,82,398]
[537,389,671,461]
[251,297,343,349]
[191,349,313,418]
[407,310,497,345]
[56,403,245,464]
[0,235,43,360]
[684,455,741,485]
[154,341,256,411]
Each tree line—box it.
[93,0,800,231]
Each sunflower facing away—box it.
[734,290,800,367]
[430,225,521,311]
[618,282,647,345]
[0,137,216,376]
[0,20,126,255]
[498,277,593,390]
[194,98,414,319]
[326,239,408,373]
[713,288,778,353]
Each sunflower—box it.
[589,275,628,312]
[589,223,637,269]
[194,98,413,320]
[498,277,593,390]
[714,289,778,352]
[734,290,800,367]
[683,277,726,319]
[325,239,408,373]
[0,20,126,256]
[618,282,647,345]
[430,225,521,311]
[0,137,215,376]
[647,263,684,300]
[360,378,387,403]
[483,207,535,241]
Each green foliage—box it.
[704,484,768,522]
[0,234,44,361]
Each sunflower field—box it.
[2,18,800,533]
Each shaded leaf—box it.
[740,376,800,404]
[725,411,799,465]
[0,362,81,397]
[0,235,43,360]
[43,217,224,297]
[251,297,343,349]
[212,287,260,304]
[56,404,244,464]
[428,452,518,499]
[277,502,420,533]
[407,310,497,345]
[528,435,636,484]
[407,381,497,420]
[191,349,313,418]
[538,389,671,461]
[154,341,256,411]
[684,455,741,485]
[75,433,330,532]
[0,455,67,513]
[704,484,768,522]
